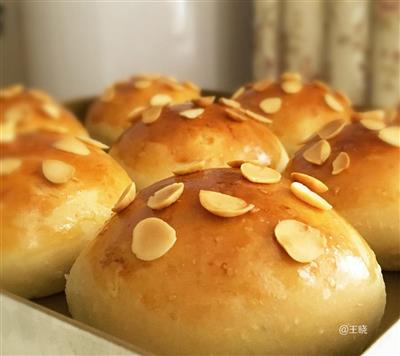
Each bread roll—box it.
[109,98,289,190]
[0,84,87,138]
[85,75,200,145]
[235,74,353,156]
[66,168,385,355]
[0,131,131,298]
[287,118,400,270]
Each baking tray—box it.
[1,94,399,355]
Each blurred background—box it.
[0,0,399,107]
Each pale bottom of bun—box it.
[85,119,124,146]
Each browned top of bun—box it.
[235,75,353,155]
[0,84,87,136]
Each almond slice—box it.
[194,96,215,107]
[0,84,24,98]
[219,97,241,109]
[290,172,328,193]
[131,217,176,261]
[179,108,204,119]
[243,109,272,124]
[172,160,205,175]
[225,108,247,122]
[253,79,272,91]
[113,182,136,213]
[281,80,302,94]
[275,219,326,263]
[231,86,245,100]
[378,126,400,147]
[199,190,254,217]
[360,118,386,131]
[290,182,332,210]
[0,158,22,176]
[332,152,350,175]
[53,137,90,156]
[357,110,385,122]
[240,162,281,183]
[313,80,330,91]
[318,119,346,140]
[182,81,200,92]
[76,136,109,150]
[147,182,184,210]
[259,97,282,114]
[42,159,75,184]
[324,93,344,112]
[227,159,269,168]
[335,91,351,106]
[134,80,151,89]
[41,103,61,119]
[4,106,26,124]
[127,106,146,120]
[0,120,16,143]
[150,94,172,106]
[101,86,115,102]
[303,139,331,165]
[281,72,302,82]
[142,106,162,124]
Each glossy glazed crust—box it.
[85,76,200,145]
[236,81,353,156]
[287,122,400,270]
[0,131,131,298]
[0,87,87,136]
[66,168,385,355]
[109,102,289,190]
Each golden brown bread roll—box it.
[66,168,385,355]
[0,84,87,139]
[0,131,131,298]
[109,98,289,190]
[234,73,354,156]
[85,74,201,145]
[287,118,400,270]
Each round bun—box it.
[109,98,289,190]
[287,119,400,270]
[66,168,385,355]
[0,84,87,138]
[234,73,353,156]
[0,131,131,298]
[85,75,201,145]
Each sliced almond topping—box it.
[4,106,25,124]
[164,81,184,91]
[360,118,386,131]
[0,84,24,98]
[41,103,61,119]
[240,162,281,184]
[142,106,162,124]
[127,106,146,121]
[131,217,176,261]
[313,80,330,91]
[290,182,332,210]
[182,81,200,92]
[244,109,272,124]
[76,136,109,150]
[259,97,282,114]
[172,160,205,175]
[42,159,75,184]
[303,139,331,165]
[318,119,346,140]
[275,219,327,263]
[227,159,269,168]
[324,93,344,112]
[224,108,247,122]
[219,97,241,109]
[150,94,172,106]
[281,80,302,94]
[53,137,90,156]
[335,90,351,106]
[253,79,272,91]
[113,182,136,213]
[179,108,204,119]
[147,182,184,210]
[101,86,115,102]
[134,80,151,89]
[291,172,328,193]
[231,86,245,100]
[0,158,22,176]
[0,120,16,143]
[30,89,52,102]
[199,190,254,217]
[378,126,400,147]
[358,110,386,129]
[332,152,350,175]
[281,72,302,82]
[194,96,215,107]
